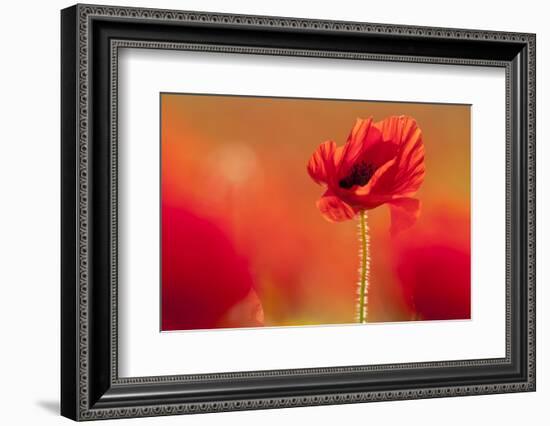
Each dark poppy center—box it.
[339,162,375,189]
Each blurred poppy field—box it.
[161,93,471,331]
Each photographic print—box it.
[161,93,471,332]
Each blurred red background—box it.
[161,94,471,331]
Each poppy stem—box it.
[357,210,370,323]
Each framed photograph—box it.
[61,4,536,421]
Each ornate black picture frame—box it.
[61,3,536,421]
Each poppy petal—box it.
[389,197,421,235]
[343,158,396,209]
[362,141,399,169]
[338,117,382,177]
[372,116,425,197]
[317,192,356,222]
[307,140,337,185]
[354,158,396,197]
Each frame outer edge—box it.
[66,4,536,421]
[76,2,91,420]
[527,33,536,390]
[61,4,80,422]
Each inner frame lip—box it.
[109,38,512,386]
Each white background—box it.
[0,0,547,425]
[119,50,505,377]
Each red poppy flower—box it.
[396,244,471,320]
[307,116,425,233]
[162,204,264,331]
[393,210,471,321]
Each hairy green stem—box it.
[357,210,370,323]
